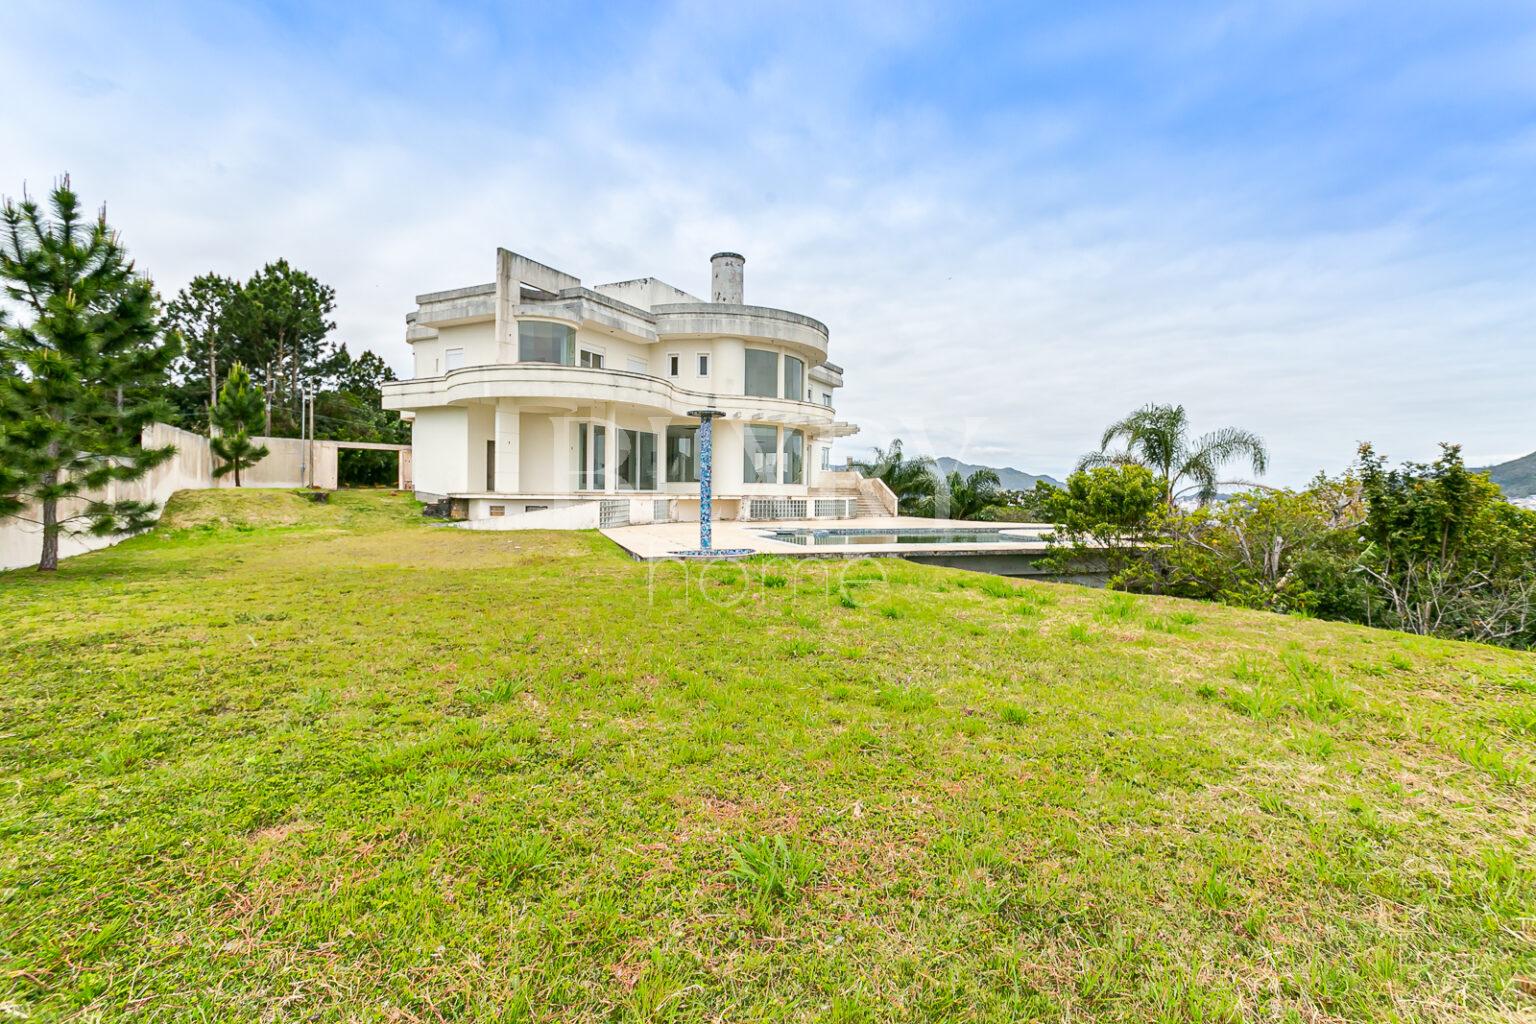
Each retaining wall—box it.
[1,423,343,570]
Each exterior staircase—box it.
[815,469,898,519]
[855,491,889,517]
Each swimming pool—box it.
[763,526,1047,547]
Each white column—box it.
[494,400,520,494]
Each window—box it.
[627,356,648,373]
[667,353,681,377]
[486,439,496,491]
[696,352,710,377]
[820,446,831,470]
[745,348,778,398]
[744,425,779,484]
[577,423,588,488]
[783,355,804,402]
[579,348,604,369]
[616,429,658,490]
[489,505,505,517]
[783,428,805,485]
[821,391,833,407]
[518,321,575,364]
[444,347,465,371]
[639,432,656,490]
[616,429,635,491]
[666,425,698,483]
[592,425,606,489]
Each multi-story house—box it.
[382,249,875,525]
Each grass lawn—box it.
[2,489,1534,1022]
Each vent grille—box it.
[813,498,855,519]
[749,498,808,521]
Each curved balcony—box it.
[382,363,844,432]
[651,303,828,361]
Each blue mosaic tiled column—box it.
[688,409,722,550]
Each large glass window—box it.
[577,422,588,488]
[518,321,575,365]
[744,425,779,484]
[592,425,606,489]
[616,429,658,490]
[639,432,656,490]
[783,356,804,402]
[783,429,804,485]
[666,425,698,483]
[616,429,635,490]
[745,349,779,398]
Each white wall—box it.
[574,327,650,373]
[412,321,496,376]
[411,407,469,496]
[0,423,348,571]
[466,403,494,492]
[461,501,600,530]
[518,412,557,492]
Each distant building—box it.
[382,249,875,524]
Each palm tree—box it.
[924,468,1005,521]
[1078,403,1267,506]
[855,439,937,515]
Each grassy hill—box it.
[1480,449,1536,498]
[2,489,1533,1022]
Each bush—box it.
[1037,444,1536,650]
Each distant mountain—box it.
[936,457,1060,492]
[1478,450,1536,499]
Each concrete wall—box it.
[460,501,601,531]
[0,423,346,571]
[413,321,496,377]
[518,412,557,492]
[466,403,495,492]
[574,326,649,373]
[410,407,469,496]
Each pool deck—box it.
[601,516,1054,561]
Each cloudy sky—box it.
[6,0,1534,484]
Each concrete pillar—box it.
[689,410,723,549]
[494,400,520,493]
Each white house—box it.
[382,249,876,526]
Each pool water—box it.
[764,527,1045,547]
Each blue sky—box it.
[6,0,1535,483]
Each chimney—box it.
[710,252,745,304]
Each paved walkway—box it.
[601,516,1052,560]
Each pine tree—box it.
[164,272,245,430]
[0,177,179,571]
[240,260,336,434]
[209,363,269,486]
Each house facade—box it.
[382,249,874,525]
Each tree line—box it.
[0,177,407,571]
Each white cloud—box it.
[3,0,1533,485]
